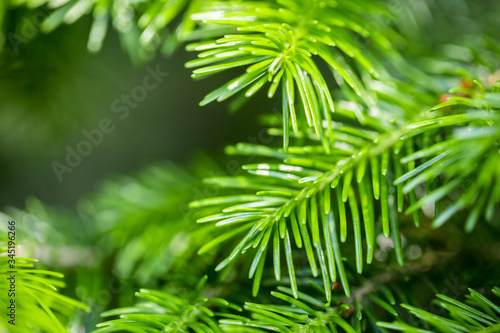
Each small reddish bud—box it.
[439,94,453,104]
[461,79,472,89]
[332,282,341,290]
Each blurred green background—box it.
[1,0,500,331]
[1,0,500,211]
[0,15,276,209]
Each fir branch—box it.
[186,0,392,149]
[0,249,89,332]
[93,276,241,333]
[220,287,361,333]
[190,88,500,300]
[378,286,500,333]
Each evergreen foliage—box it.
[190,89,500,300]
[94,276,241,333]
[379,287,500,333]
[0,251,88,332]
[1,0,499,332]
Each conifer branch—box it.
[0,248,89,332]
[186,0,391,148]
[190,88,500,300]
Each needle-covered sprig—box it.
[186,0,391,150]
[190,86,500,301]
[378,286,500,333]
[93,276,241,333]
[0,251,89,333]
[220,284,403,333]
[220,287,358,333]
